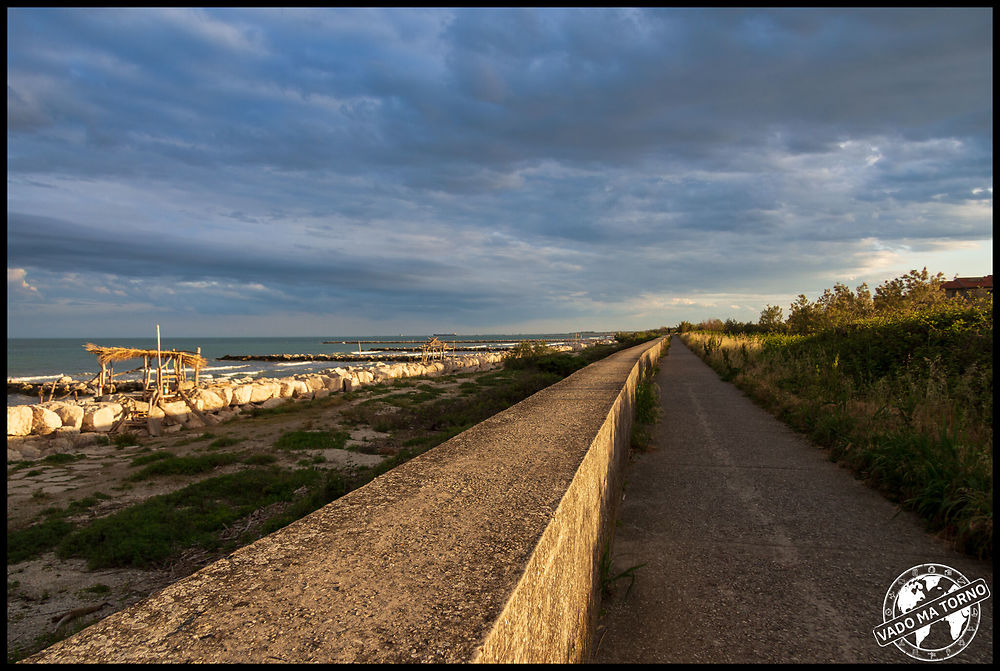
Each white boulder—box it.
[191,388,226,412]
[7,406,34,436]
[30,406,63,435]
[82,405,116,432]
[39,401,85,431]
[249,383,279,403]
[231,384,254,405]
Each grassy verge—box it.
[681,304,992,558]
[630,338,670,451]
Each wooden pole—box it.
[156,324,163,395]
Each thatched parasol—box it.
[83,343,208,370]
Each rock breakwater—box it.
[7,354,508,462]
[217,352,426,363]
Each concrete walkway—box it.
[593,336,993,664]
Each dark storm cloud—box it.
[6,212,457,298]
[7,8,993,335]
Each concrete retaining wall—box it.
[22,337,665,664]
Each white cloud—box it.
[150,8,267,54]
[8,267,39,293]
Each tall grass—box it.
[682,302,992,558]
[630,338,669,451]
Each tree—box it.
[815,282,875,327]
[873,268,947,314]
[758,304,785,332]
[698,318,725,332]
[786,294,820,335]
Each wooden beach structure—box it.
[420,337,455,364]
[84,343,208,396]
[83,341,208,435]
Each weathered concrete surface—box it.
[22,338,665,664]
[593,336,993,664]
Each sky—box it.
[7,7,993,337]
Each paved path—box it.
[593,336,993,663]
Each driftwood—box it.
[52,602,111,631]
[108,412,130,434]
[176,387,211,425]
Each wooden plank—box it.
[176,387,211,425]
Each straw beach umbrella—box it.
[83,343,208,395]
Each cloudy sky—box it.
[7,8,993,337]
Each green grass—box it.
[241,453,278,466]
[629,345,668,452]
[56,467,325,569]
[7,518,75,565]
[242,394,347,419]
[129,450,174,467]
[127,453,242,480]
[7,494,111,564]
[208,435,243,449]
[113,432,141,448]
[173,432,217,447]
[80,583,111,595]
[274,429,350,451]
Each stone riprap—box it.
[7,354,508,461]
[21,337,665,664]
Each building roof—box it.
[941,275,993,291]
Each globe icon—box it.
[895,574,970,648]
[882,563,982,662]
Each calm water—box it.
[7,333,604,404]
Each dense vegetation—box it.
[680,269,992,557]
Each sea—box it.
[7,334,610,406]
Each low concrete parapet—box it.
[22,338,665,663]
